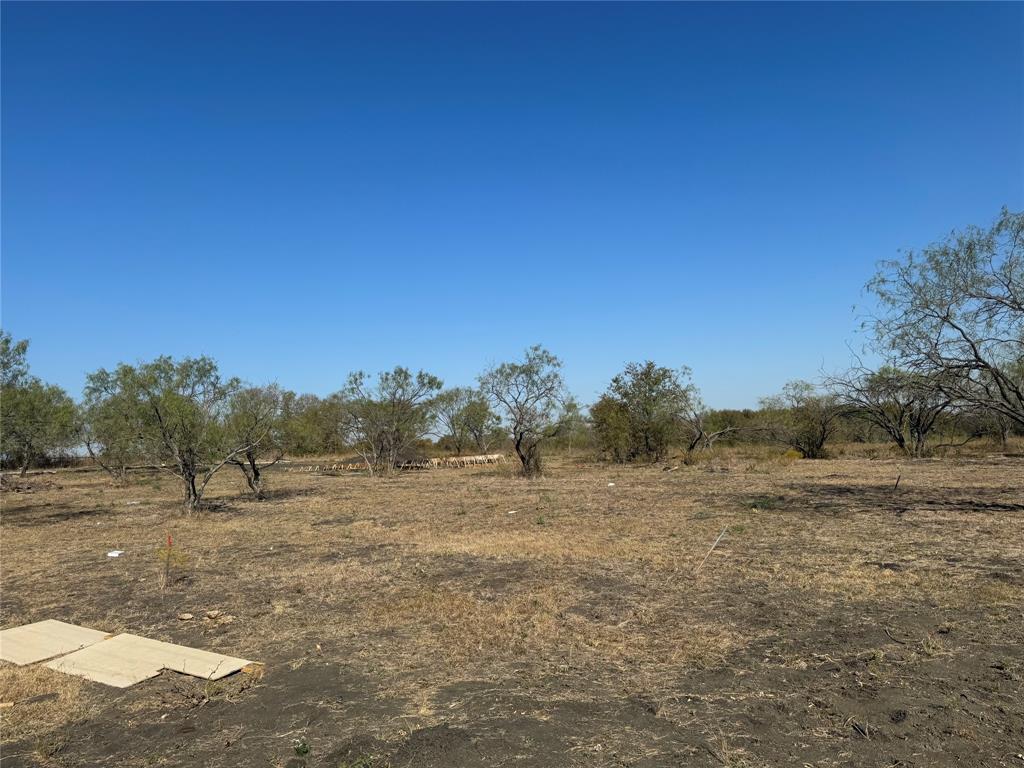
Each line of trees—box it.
[2,208,1021,507]
[593,208,1023,462]
[0,341,573,508]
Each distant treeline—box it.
[2,208,1021,510]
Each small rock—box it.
[177,613,193,621]
[206,610,222,619]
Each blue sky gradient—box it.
[3,2,1022,407]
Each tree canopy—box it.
[592,362,695,462]
[479,345,565,476]
[0,333,77,474]
[868,208,1024,426]
[83,356,261,511]
[341,367,443,474]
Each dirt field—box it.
[1,450,1022,767]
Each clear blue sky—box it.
[3,2,1022,408]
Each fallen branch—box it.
[694,526,728,575]
[884,626,909,645]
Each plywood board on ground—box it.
[102,634,252,680]
[0,620,109,665]
[45,639,162,688]
[44,633,253,687]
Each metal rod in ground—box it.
[694,526,728,575]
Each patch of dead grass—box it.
[1,449,1021,754]
[0,664,91,743]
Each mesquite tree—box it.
[868,208,1024,427]
[81,372,145,482]
[84,357,258,512]
[225,384,285,499]
[0,333,77,475]
[279,391,348,456]
[479,346,565,477]
[607,362,692,461]
[435,387,501,455]
[462,395,504,453]
[592,362,737,462]
[827,364,952,457]
[759,380,843,459]
[341,367,443,474]
[1,380,77,474]
[0,331,29,388]
[434,387,475,455]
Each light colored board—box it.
[44,633,252,687]
[46,641,162,688]
[102,634,252,680]
[0,620,109,666]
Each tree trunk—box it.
[183,471,200,513]
[686,431,704,453]
[911,431,927,459]
[86,442,128,485]
[997,420,1010,447]
[513,433,529,474]
[246,453,265,500]
[514,432,542,477]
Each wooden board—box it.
[103,634,252,680]
[45,639,162,688]
[0,620,109,666]
[45,633,253,687]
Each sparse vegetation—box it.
[155,531,187,591]
[1,211,1022,767]
[827,365,954,457]
[1,450,1021,766]
[759,380,844,459]
[1,0,1020,753]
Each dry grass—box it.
[0,665,87,746]
[1,446,1022,766]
